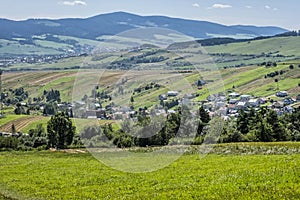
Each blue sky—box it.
[0,0,299,30]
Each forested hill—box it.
[0,11,288,41]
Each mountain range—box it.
[0,11,288,40]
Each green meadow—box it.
[0,143,300,200]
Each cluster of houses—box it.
[203,91,299,118]
[79,86,299,121]
[0,53,87,68]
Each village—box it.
[78,79,300,121]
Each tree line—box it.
[80,106,300,148]
[1,106,299,151]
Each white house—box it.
[237,102,247,109]
[228,92,240,98]
[247,99,259,107]
[167,91,179,97]
[276,91,288,97]
[229,99,239,104]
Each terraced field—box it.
[0,115,46,132]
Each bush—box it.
[0,137,19,150]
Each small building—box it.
[258,98,267,105]
[167,110,176,114]
[273,101,284,108]
[216,101,226,109]
[228,92,240,98]
[167,91,179,97]
[95,103,101,109]
[237,102,247,110]
[284,98,295,105]
[207,94,217,102]
[229,99,239,104]
[195,80,207,87]
[203,103,213,111]
[20,102,27,106]
[247,99,259,107]
[218,96,227,102]
[86,109,106,119]
[283,106,294,113]
[276,91,288,97]
[217,107,227,116]
[240,95,251,102]
[158,94,167,101]
[227,104,238,113]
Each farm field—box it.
[2,61,299,104]
[0,114,114,134]
[0,115,45,133]
[206,37,300,57]
[1,70,125,102]
[0,143,300,200]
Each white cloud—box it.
[60,1,87,6]
[264,5,278,11]
[192,3,200,8]
[245,5,252,9]
[211,4,232,9]
[265,5,271,9]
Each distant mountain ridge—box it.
[0,11,288,40]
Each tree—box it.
[254,119,273,142]
[289,64,294,70]
[274,79,279,90]
[237,110,249,134]
[14,104,26,115]
[43,102,58,116]
[130,96,134,103]
[11,124,16,134]
[47,112,76,149]
[266,109,286,141]
[45,89,61,102]
[197,106,210,136]
[199,106,210,123]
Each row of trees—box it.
[220,107,300,143]
[80,106,300,148]
[1,106,300,151]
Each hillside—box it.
[2,35,299,72]
[0,12,289,57]
[0,36,299,134]
[0,12,287,41]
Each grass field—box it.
[0,143,300,199]
[205,37,300,57]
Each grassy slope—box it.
[0,146,299,199]
[0,39,63,55]
[205,37,300,57]
[191,62,300,101]
[2,71,78,102]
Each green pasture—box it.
[0,143,300,199]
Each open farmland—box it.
[1,70,125,102]
[1,59,299,108]
[0,115,45,133]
